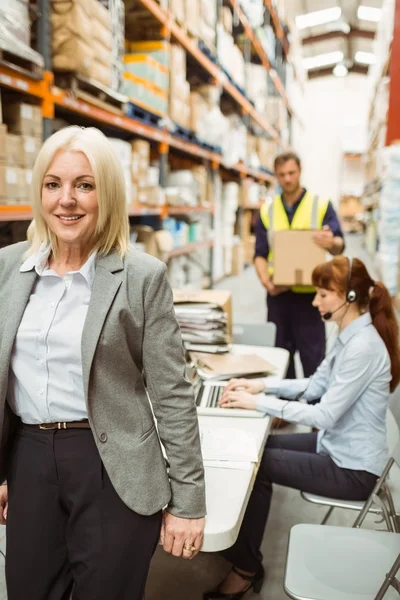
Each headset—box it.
[322,257,357,321]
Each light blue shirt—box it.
[8,245,97,424]
[258,313,391,476]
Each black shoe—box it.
[203,565,265,599]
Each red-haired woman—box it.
[203,256,400,599]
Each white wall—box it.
[290,74,370,207]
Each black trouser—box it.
[267,291,325,378]
[222,433,378,573]
[5,425,162,600]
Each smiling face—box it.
[41,150,99,253]
[312,287,347,323]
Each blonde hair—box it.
[27,126,130,257]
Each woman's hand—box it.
[223,378,265,395]
[160,511,204,560]
[219,390,258,411]
[0,485,8,525]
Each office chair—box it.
[284,524,400,600]
[232,322,277,347]
[301,405,400,532]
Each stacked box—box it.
[123,42,170,116]
[169,45,190,129]
[217,26,245,88]
[131,139,150,189]
[123,72,168,116]
[124,55,168,91]
[106,0,125,91]
[184,0,199,37]
[198,0,216,53]
[2,103,43,138]
[108,138,133,205]
[256,138,277,171]
[51,0,113,88]
[220,6,233,34]
[126,41,170,67]
[130,140,164,206]
[169,0,185,24]
[0,1,44,68]
[189,92,208,134]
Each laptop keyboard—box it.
[201,385,224,408]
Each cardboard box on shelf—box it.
[137,186,165,206]
[256,138,276,171]
[170,44,186,80]
[6,135,23,167]
[189,92,208,133]
[2,103,43,138]
[173,289,233,343]
[239,209,253,240]
[0,166,26,204]
[339,195,364,218]
[243,235,255,264]
[21,136,42,168]
[221,6,233,34]
[131,225,172,260]
[169,95,190,129]
[191,165,209,206]
[232,242,244,276]
[185,0,199,37]
[169,0,185,24]
[131,139,150,160]
[0,125,7,165]
[131,143,150,184]
[273,230,326,287]
[131,225,159,258]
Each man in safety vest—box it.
[255,151,344,379]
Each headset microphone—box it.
[322,302,348,321]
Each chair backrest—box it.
[387,408,399,455]
[389,384,400,433]
[232,323,277,347]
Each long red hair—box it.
[312,256,400,392]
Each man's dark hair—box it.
[274,151,302,171]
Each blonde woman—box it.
[0,127,205,600]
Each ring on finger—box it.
[183,543,196,552]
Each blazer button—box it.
[99,432,108,443]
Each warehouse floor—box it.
[0,235,398,599]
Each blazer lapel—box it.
[81,251,124,402]
[0,269,37,400]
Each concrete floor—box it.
[0,235,398,599]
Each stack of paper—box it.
[174,302,229,351]
[190,351,275,380]
[200,426,258,470]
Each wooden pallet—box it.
[54,73,128,115]
[0,48,43,80]
[125,102,163,127]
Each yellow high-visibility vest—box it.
[260,191,330,293]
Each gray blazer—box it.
[0,242,206,518]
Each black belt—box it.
[22,420,91,431]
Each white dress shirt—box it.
[8,245,97,424]
[258,313,391,476]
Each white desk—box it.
[200,345,289,553]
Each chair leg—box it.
[374,552,400,599]
[382,485,399,533]
[321,506,334,525]
[353,494,375,529]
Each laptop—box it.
[193,376,266,418]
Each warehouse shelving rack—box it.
[0,0,293,281]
